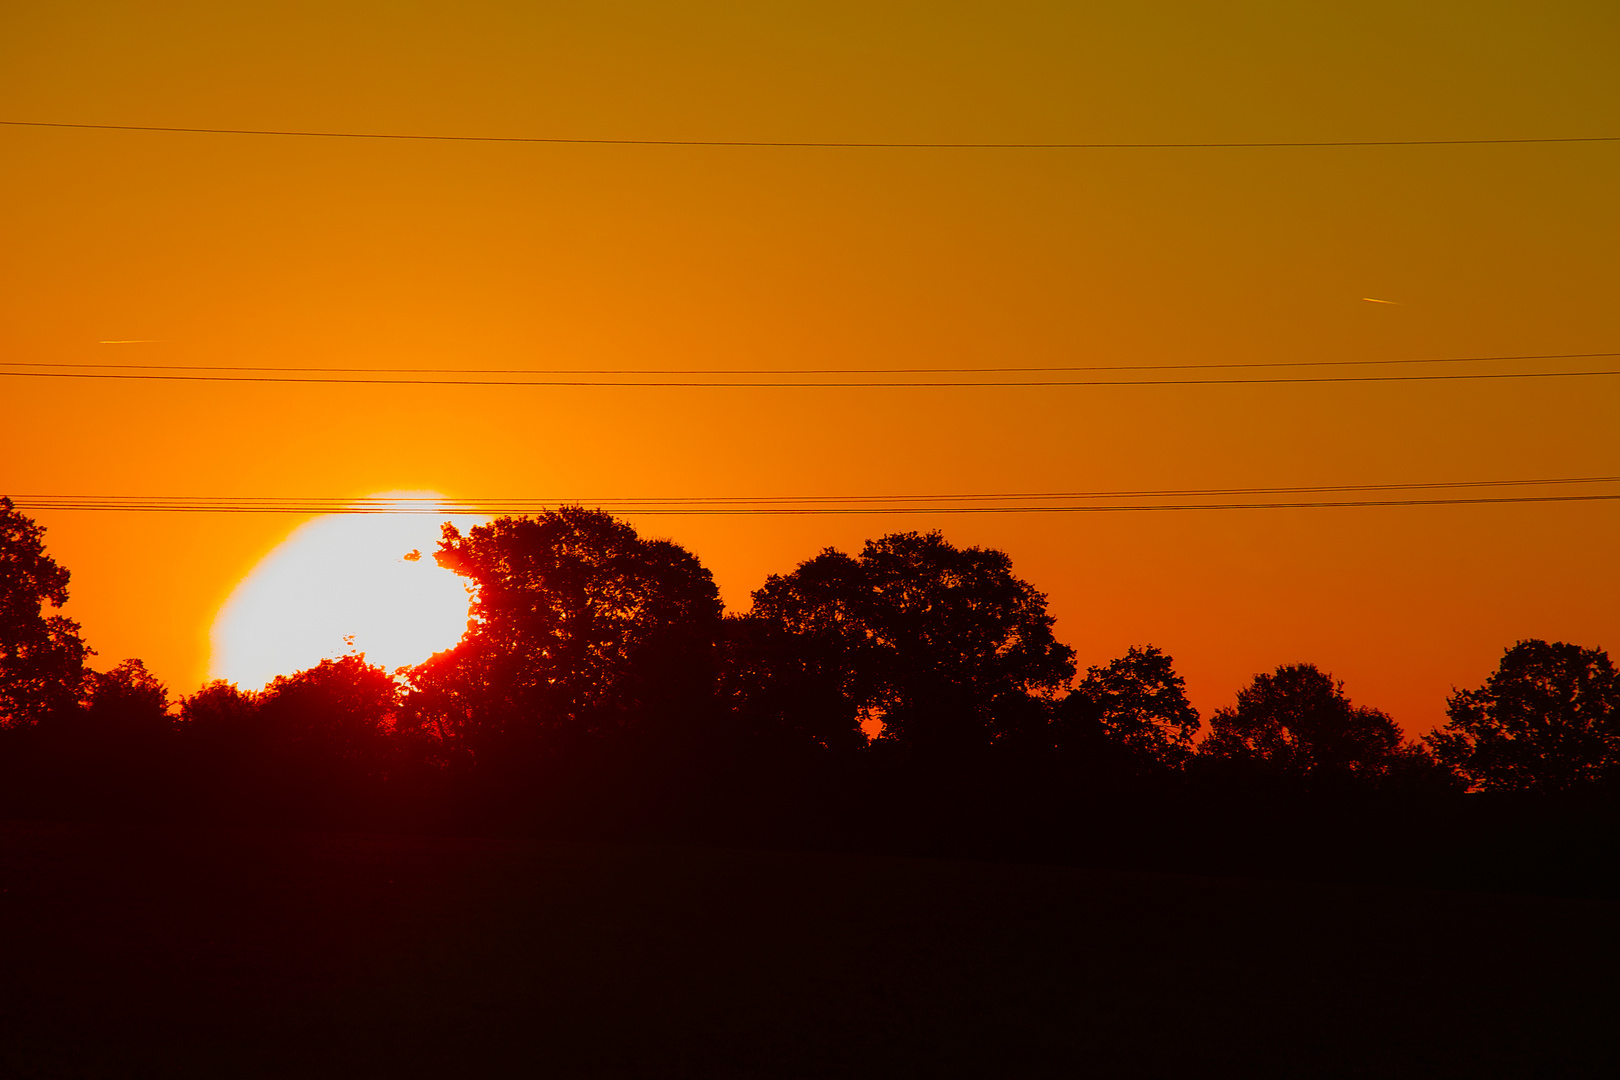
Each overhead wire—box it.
[5,351,1617,377]
[4,367,1620,388]
[3,120,1617,149]
[8,495,1620,514]
[7,126,1614,508]
[17,473,1620,505]
[11,475,1620,515]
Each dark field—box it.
[2,821,1616,1078]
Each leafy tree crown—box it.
[1428,639,1620,792]
[0,497,90,727]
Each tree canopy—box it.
[9,501,1620,898]
[0,498,90,728]
[180,680,260,732]
[744,531,1074,755]
[1428,639,1620,792]
[1060,645,1200,769]
[406,507,723,759]
[81,658,171,735]
[1198,663,1413,784]
[259,653,401,767]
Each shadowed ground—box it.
[1,820,1615,1078]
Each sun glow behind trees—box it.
[208,494,485,690]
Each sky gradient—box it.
[3,1,1617,734]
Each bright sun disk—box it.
[209,493,486,690]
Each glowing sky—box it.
[2,1,1617,733]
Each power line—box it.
[8,351,1616,377]
[4,367,1619,388]
[3,119,1617,149]
[16,474,1620,505]
[10,495,1620,514]
[12,476,1620,515]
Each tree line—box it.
[3,497,1618,891]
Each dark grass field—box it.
[2,821,1616,1078]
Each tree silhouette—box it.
[81,658,171,735]
[745,531,1074,756]
[176,680,269,795]
[1428,639,1620,792]
[0,498,90,728]
[405,507,723,760]
[1059,645,1200,769]
[179,680,260,732]
[725,550,880,755]
[721,611,870,756]
[259,653,400,770]
[1199,663,1414,785]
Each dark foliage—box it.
[180,679,260,731]
[0,497,90,728]
[741,531,1074,757]
[4,500,1620,898]
[167,655,428,828]
[720,611,869,757]
[259,654,401,770]
[1058,644,1200,771]
[1198,663,1446,790]
[81,658,172,735]
[1429,639,1620,792]
[405,508,723,766]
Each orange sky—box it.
[3,1,1618,735]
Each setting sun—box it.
[209,494,485,689]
